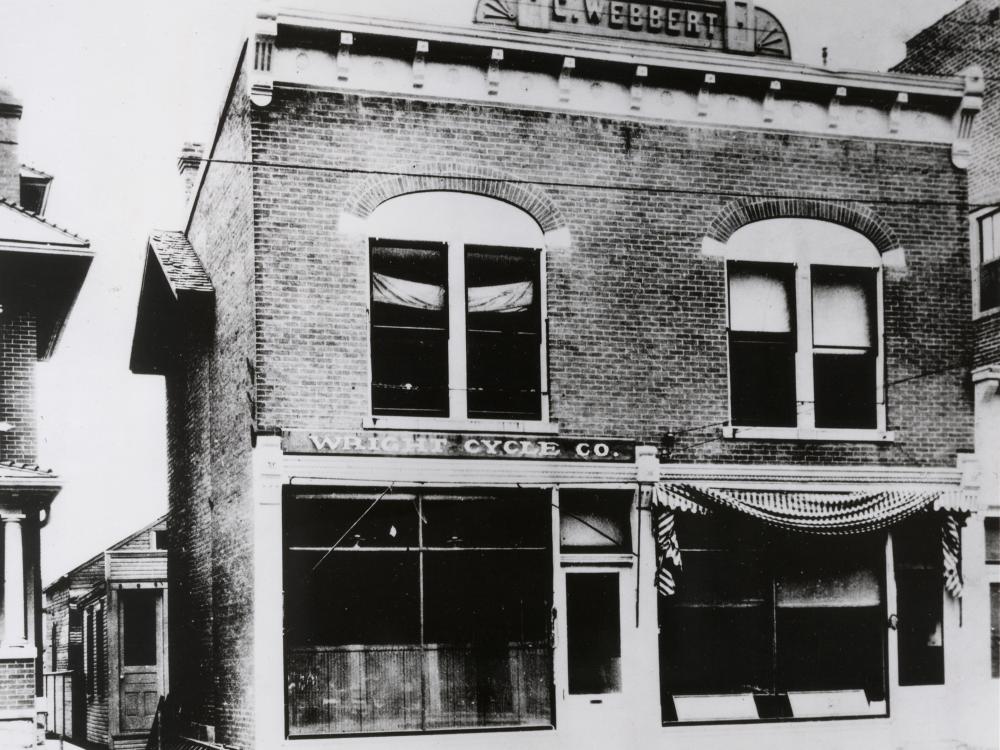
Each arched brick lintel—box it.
[707,198,903,256]
[342,165,567,234]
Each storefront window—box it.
[283,489,553,736]
[658,514,887,723]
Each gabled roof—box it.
[0,197,89,250]
[19,164,52,181]
[149,231,213,296]
[130,231,214,375]
[44,513,168,594]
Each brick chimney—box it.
[177,142,205,205]
[0,85,23,205]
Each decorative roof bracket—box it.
[249,9,278,107]
[952,65,984,169]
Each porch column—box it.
[2,513,26,644]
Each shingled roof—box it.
[148,230,213,296]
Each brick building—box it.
[894,0,1000,730]
[0,84,91,747]
[131,2,995,748]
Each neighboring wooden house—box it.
[44,516,168,750]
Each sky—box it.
[0,0,967,581]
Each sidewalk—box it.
[44,738,87,750]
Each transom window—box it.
[725,219,884,433]
[977,209,1000,313]
[368,193,546,423]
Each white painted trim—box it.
[271,10,967,100]
[721,425,895,443]
[0,645,36,660]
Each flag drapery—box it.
[652,483,970,599]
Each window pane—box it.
[567,573,621,694]
[728,264,792,333]
[122,591,158,667]
[421,491,550,548]
[983,213,999,264]
[986,517,1000,564]
[465,246,541,420]
[559,491,632,552]
[991,583,999,679]
[284,495,419,549]
[729,337,797,426]
[813,351,877,429]
[812,267,874,348]
[370,242,448,417]
[423,550,552,728]
[983,260,1000,312]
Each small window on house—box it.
[154,530,168,550]
[368,193,546,423]
[894,516,945,686]
[85,609,94,698]
[122,591,158,667]
[728,262,797,427]
[96,607,106,699]
[979,210,1000,312]
[986,517,999,564]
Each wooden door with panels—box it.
[117,588,164,733]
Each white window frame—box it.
[970,206,1000,319]
[721,219,893,442]
[364,192,553,434]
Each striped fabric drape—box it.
[942,512,964,599]
[652,483,969,599]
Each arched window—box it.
[367,192,547,424]
[724,219,886,436]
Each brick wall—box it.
[0,657,36,711]
[250,87,973,466]
[0,310,37,462]
[168,56,255,748]
[895,2,1000,374]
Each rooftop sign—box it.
[474,0,791,58]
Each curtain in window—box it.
[373,273,534,314]
[653,483,970,598]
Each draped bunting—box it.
[371,273,534,314]
[942,513,964,599]
[652,505,682,596]
[652,483,969,599]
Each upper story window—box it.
[725,219,885,436]
[368,193,546,424]
[976,208,1000,314]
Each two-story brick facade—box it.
[0,84,91,748]
[131,2,995,748]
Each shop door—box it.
[118,590,163,733]
[557,567,632,725]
